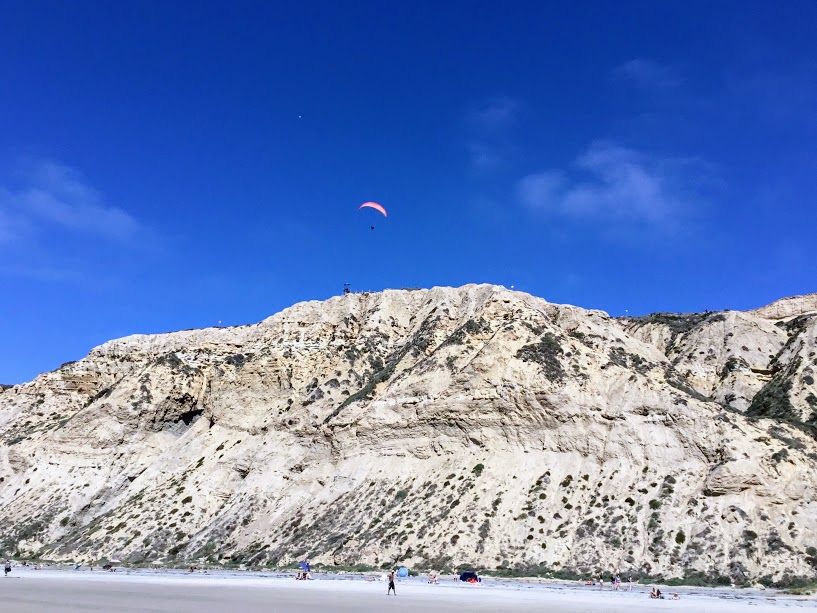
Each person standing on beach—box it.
[4,560,11,576]
[387,570,396,595]
[628,576,633,591]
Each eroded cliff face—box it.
[1,285,816,584]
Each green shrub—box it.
[515,333,565,382]
[772,448,790,462]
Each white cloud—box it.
[612,59,682,90]
[0,160,145,244]
[517,142,699,230]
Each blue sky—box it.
[2,1,816,383]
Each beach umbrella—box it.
[397,567,409,577]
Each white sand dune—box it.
[3,570,816,613]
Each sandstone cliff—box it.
[1,285,816,585]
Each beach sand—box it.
[3,569,816,612]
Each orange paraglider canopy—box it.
[359,201,387,217]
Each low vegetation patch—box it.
[515,333,565,382]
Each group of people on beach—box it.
[585,575,681,600]
[4,560,45,575]
[588,574,633,590]
[649,588,680,600]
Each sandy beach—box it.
[3,569,816,613]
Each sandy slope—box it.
[2,570,816,613]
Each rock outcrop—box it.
[1,284,816,585]
[751,293,817,321]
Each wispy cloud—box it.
[465,142,507,172]
[463,97,521,172]
[727,69,817,127]
[465,97,520,132]
[612,59,682,90]
[0,263,83,282]
[517,141,705,233]
[0,160,145,244]
[0,158,155,282]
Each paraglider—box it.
[359,201,387,217]
[359,201,387,230]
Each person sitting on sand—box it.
[387,571,396,595]
[673,593,679,600]
[295,571,302,580]
[428,574,438,584]
[656,589,663,599]
[650,588,657,598]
